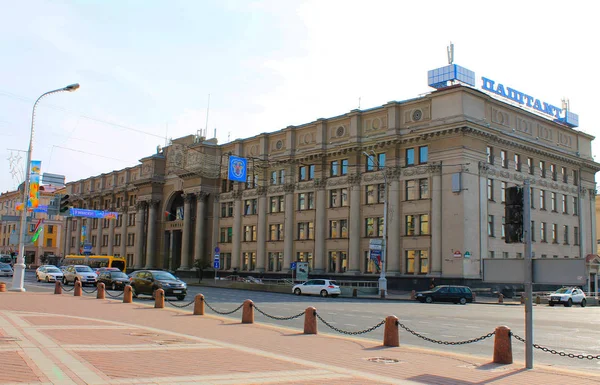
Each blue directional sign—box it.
[213,260,220,269]
[83,243,92,253]
[227,155,247,182]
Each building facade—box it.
[62,84,599,288]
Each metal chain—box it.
[104,290,124,298]
[397,321,495,345]
[60,283,74,292]
[165,298,196,308]
[203,299,244,315]
[315,311,385,335]
[511,332,600,360]
[81,286,98,294]
[252,304,305,321]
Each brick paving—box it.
[0,291,599,384]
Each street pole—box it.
[523,179,533,369]
[10,84,80,292]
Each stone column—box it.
[211,193,220,265]
[96,212,103,255]
[75,218,82,255]
[194,192,208,266]
[64,217,72,256]
[313,180,327,273]
[231,191,243,269]
[590,190,597,255]
[120,208,127,260]
[180,193,193,270]
[430,164,443,275]
[478,163,489,273]
[348,174,362,273]
[134,201,147,269]
[107,216,116,256]
[387,170,401,273]
[256,188,267,273]
[169,231,175,271]
[144,199,159,269]
[283,184,295,271]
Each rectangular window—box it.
[501,216,505,239]
[487,179,494,201]
[406,215,415,236]
[419,146,428,164]
[552,223,558,243]
[419,178,429,199]
[243,225,257,242]
[419,250,429,274]
[572,170,579,186]
[501,182,506,203]
[366,184,384,204]
[377,153,386,169]
[487,146,494,164]
[279,170,285,184]
[550,164,557,181]
[330,160,339,177]
[242,252,256,271]
[220,227,233,243]
[297,222,314,240]
[541,222,547,242]
[115,234,121,246]
[269,224,284,241]
[296,252,313,269]
[406,250,416,274]
[48,225,54,234]
[46,238,52,247]
[564,225,569,245]
[299,166,307,181]
[551,192,557,212]
[328,251,348,273]
[528,157,534,175]
[329,220,338,238]
[244,199,257,215]
[539,161,546,178]
[127,233,135,246]
[340,219,348,238]
[562,195,567,214]
[91,235,97,247]
[365,217,383,237]
[531,221,535,242]
[514,154,521,171]
[573,197,578,215]
[406,180,417,200]
[530,187,535,208]
[270,171,278,185]
[341,159,348,175]
[488,251,495,258]
[561,167,567,183]
[268,252,283,272]
[102,234,108,247]
[419,214,429,235]
[574,227,579,245]
[406,148,415,166]
[221,179,234,193]
[297,192,314,210]
[488,215,494,236]
[501,150,508,168]
[270,196,284,213]
[540,190,546,210]
[502,252,509,259]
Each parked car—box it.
[416,285,473,304]
[98,271,131,290]
[292,279,340,297]
[0,262,13,277]
[62,265,98,286]
[129,270,187,300]
[36,266,63,283]
[549,287,586,307]
[96,267,121,275]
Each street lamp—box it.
[11,83,80,292]
[364,151,388,297]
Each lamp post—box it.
[364,151,388,297]
[11,83,80,292]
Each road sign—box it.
[453,250,462,258]
[290,262,297,270]
[83,243,92,253]
[213,260,220,269]
[369,239,383,251]
[215,246,220,253]
[214,253,220,260]
[464,251,471,258]
[296,262,309,281]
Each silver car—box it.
[0,262,13,277]
[292,279,341,297]
[36,265,64,283]
[62,265,97,286]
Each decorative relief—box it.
[268,186,285,194]
[220,192,233,201]
[427,163,442,175]
[570,187,578,194]
[478,162,490,173]
[166,144,185,173]
[232,190,244,200]
[364,115,388,132]
[491,107,510,127]
[363,172,384,183]
[242,189,258,198]
[247,144,259,157]
[516,117,533,136]
[297,181,314,191]
[141,163,154,177]
[183,193,195,203]
[536,124,553,143]
[314,178,327,189]
[386,166,402,180]
[149,199,161,209]
[579,186,587,196]
[298,132,316,146]
[214,193,220,202]
[326,177,348,187]
[561,185,569,192]
[557,131,573,148]
[486,168,497,176]
[330,124,348,140]
[550,183,559,190]
[404,106,431,123]
[589,188,597,197]
[335,126,345,137]
[272,139,285,151]
[135,201,147,211]
[283,183,296,193]
[197,191,210,201]
[538,180,548,187]
[348,173,362,186]
[514,173,524,181]
[499,171,510,179]
[186,150,203,169]
[257,186,268,196]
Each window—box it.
[270,169,285,185]
[329,220,348,239]
[540,222,547,242]
[488,215,494,236]
[221,202,234,217]
[530,187,535,209]
[539,190,546,210]
[298,165,315,181]
[245,173,258,189]
[551,192,557,212]
[330,160,339,177]
[244,199,257,215]
[221,179,234,193]
[500,150,508,168]
[502,252,509,259]
[243,225,257,242]
[574,227,579,245]
[366,184,384,204]
[487,146,494,164]
[514,154,521,171]
[563,225,569,245]
[573,197,578,215]
[419,214,429,235]
[220,227,233,243]
[297,192,314,210]
[297,222,314,240]
[406,250,428,274]
[365,217,384,237]
[572,170,579,186]
[91,235,97,247]
[488,251,495,259]
[268,252,283,272]
[269,224,284,241]
[419,251,429,274]
[405,215,415,236]
[419,179,429,199]
[406,250,415,274]
[562,195,567,213]
[561,167,567,183]
[539,161,546,178]
[550,164,557,181]
[501,182,506,203]
[328,251,347,273]
[48,225,54,234]
[340,219,348,238]
[270,171,278,185]
[114,234,121,246]
[296,252,313,269]
[128,213,136,226]
[487,179,494,201]
[329,220,338,238]
[501,217,505,239]
[528,157,534,175]
[406,180,417,200]
[127,233,135,246]
[329,188,349,208]
[270,196,285,213]
[406,148,415,166]
[551,223,558,243]
[340,159,348,175]
[102,234,108,247]
[366,153,385,171]
[419,146,428,164]
[116,215,123,228]
[46,239,52,247]
[242,252,256,271]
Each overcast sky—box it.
[1,0,598,192]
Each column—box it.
[256,189,267,272]
[179,193,193,270]
[120,208,127,260]
[64,217,72,256]
[144,199,159,269]
[430,164,443,275]
[211,194,220,266]
[169,231,175,271]
[134,201,147,269]
[96,216,103,255]
[107,217,116,256]
[231,191,243,269]
[313,182,327,273]
[590,191,597,255]
[194,192,208,265]
[75,218,82,255]
[387,176,401,273]
[348,175,362,273]
[283,185,295,271]
[478,163,489,274]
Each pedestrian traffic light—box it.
[504,186,523,244]
[59,194,71,214]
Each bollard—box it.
[154,289,165,308]
[492,326,513,364]
[242,299,254,324]
[123,285,133,303]
[535,295,541,304]
[520,293,525,304]
[380,289,386,298]
[193,294,205,315]
[54,281,62,294]
[303,307,317,334]
[74,280,82,297]
[410,290,416,300]
[383,316,399,347]
[97,282,105,299]
[472,292,477,303]
[352,288,358,297]
[498,293,504,304]
[0,282,6,292]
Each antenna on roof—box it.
[358,96,361,109]
[205,94,211,139]
[447,41,454,65]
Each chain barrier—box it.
[105,289,124,298]
[165,298,196,308]
[60,283,75,292]
[203,299,244,315]
[315,311,385,335]
[252,304,305,321]
[81,286,98,294]
[511,332,600,360]
[397,321,495,345]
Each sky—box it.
[1,0,599,192]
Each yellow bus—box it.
[62,255,126,273]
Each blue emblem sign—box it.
[228,155,247,182]
[290,262,297,270]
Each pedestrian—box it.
[429,278,436,289]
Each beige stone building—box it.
[62,84,599,288]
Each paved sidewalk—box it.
[1,292,599,385]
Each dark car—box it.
[98,271,131,291]
[129,270,187,300]
[416,285,473,305]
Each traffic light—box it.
[59,194,71,214]
[504,186,523,244]
[47,195,61,216]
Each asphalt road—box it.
[4,272,600,373]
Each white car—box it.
[549,287,586,307]
[0,262,13,277]
[36,265,64,283]
[292,279,341,297]
[62,265,98,286]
